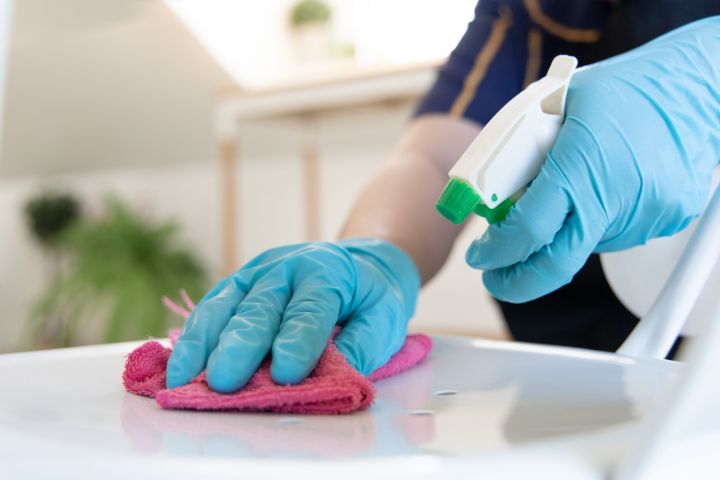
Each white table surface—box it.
[0,335,682,479]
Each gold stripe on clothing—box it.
[523,0,600,43]
[523,27,543,88]
[449,6,513,118]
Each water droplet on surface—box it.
[410,409,435,416]
[433,389,458,396]
[277,417,304,425]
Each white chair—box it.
[612,184,720,478]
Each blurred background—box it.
[0,0,505,353]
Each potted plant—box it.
[289,0,332,62]
[28,196,208,347]
[25,191,82,347]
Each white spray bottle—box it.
[435,55,578,224]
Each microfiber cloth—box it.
[123,291,432,415]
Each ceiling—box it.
[0,0,234,177]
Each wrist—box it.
[336,237,421,317]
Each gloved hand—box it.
[166,238,419,393]
[466,17,720,303]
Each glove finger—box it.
[191,244,307,309]
[482,207,605,303]
[166,279,247,388]
[334,301,407,376]
[269,279,342,385]
[466,157,572,270]
[205,265,292,393]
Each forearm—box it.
[340,114,481,284]
[340,154,457,284]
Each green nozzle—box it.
[473,196,515,224]
[435,178,480,224]
[436,178,516,224]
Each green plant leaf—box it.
[28,196,209,347]
[290,0,331,26]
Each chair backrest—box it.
[614,186,720,478]
[617,185,720,359]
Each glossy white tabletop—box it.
[0,336,681,479]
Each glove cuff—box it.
[336,237,421,318]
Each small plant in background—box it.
[290,0,331,28]
[289,0,335,63]
[28,195,208,347]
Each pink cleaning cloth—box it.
[123,291,432,415]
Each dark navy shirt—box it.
[415,0,720,353]
[415,0,720,126]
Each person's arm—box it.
[340,114,480,284]
[341,0,555,283]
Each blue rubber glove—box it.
[166,238,419,393]
[466,17,720,303]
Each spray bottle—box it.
[435,55,578,224]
